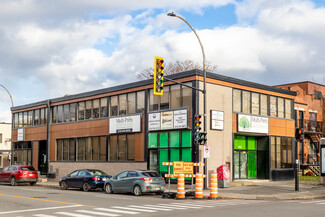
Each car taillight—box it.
[92,177,100,181]
[141,177,152,182]
[161,177,165,181]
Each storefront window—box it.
[100,97,108,117]
[127,92,136,114]
[148,133,158,148]
[28,110,33,126]
[85,100,92,120]
[64,104,69,122]
[170,85,181,109]
[63,139,69,161]
[93,99,99,119]
[34,109,40,125]
[260,94,268,116]
[278,98,284,118]
[276,137,281,168]
[78,102,85,121]
[69,139,75,161]
[233,89,241,113]
[23,112,28,127]
[110,96,118,116]
[119,94,127,115]
[160,86,169,110]
[127,135,135,160]
[251,93,259,115]
[85,137,91,161]
[285,99,292,119]
[57,140,63,161]
[159,132,168,148]
[271,137,276,169]
[18,112,23,128]
[242,91,250,114]
[136,91,145,113]
[182,83,192,107]
[281,137,287,168]
[14,113,18,128]
[99,136,106,161]
[270,96,277,117]
[170,131,180,147]
[77,138,85,161]
[70,103,76,122]
[92,137,99,161]
[109,135,117,161]
[149,89,159,111]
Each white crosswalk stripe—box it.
[31,200,267,217]
[33,215,57,217]
[300,200,325,204]
[95,208,139,215]
[111,206,157,213]
[76,210,120,216]
[55,212,93,217]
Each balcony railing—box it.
[303,120,322,133]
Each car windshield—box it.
[88,170,107,176]
[20,166,36,171]
[141,172,161,177]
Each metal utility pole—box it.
[167,12,208,188]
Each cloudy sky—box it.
[0,0,325,122]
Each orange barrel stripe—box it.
[176,173,185,199]
[209,172,218,199]
[195,172,203,199]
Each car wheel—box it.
[10,177,17,186]
[82,182,91,192]
[61,181,68,190]
[30,182,36,186]
[105,184,113,194]
[133,185,142,196]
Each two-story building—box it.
[11,70,296,182]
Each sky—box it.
[1,0,325,123]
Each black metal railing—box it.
[304,120,322,133]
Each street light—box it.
[0,83,14,108]
[167,12,208,188]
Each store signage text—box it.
[109,115,141,134]
[238,114,268,134]
[148,109,188,131]
[211,110,224,130]
[17,128,24,141]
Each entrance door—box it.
[234,151,248,179]
[38,140,48,175]
[149,150,158,171]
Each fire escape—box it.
[302,120,323,176]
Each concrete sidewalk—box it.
[37,179,325,200]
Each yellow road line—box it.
[0,193,96,207]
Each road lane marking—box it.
[34,215,57,217]
[55,212,92,217]
[158,203,203,209]
[95,208,139,215]
[0,193,83,206]
[76,210,120,216]
[111,206,157,213]
[0,205,82,215]
[128,205,173,211]
[145,204,187,210]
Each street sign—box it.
[173,161,184,177]
[183,162,194,174]
[204,145,210,158]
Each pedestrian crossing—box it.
[286,200,325,205]
[30,200,266,217]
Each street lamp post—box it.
[0,84,14,108]
[167,12,208,188]
[0,83,14,165]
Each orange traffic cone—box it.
[209,172,218,199]
[176,173,185,199]
[195,172,203,199]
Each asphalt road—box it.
[0,183,325,217]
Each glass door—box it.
[149,150,158,171]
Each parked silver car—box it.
[104,170,165,196]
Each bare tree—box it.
[136,59,217,80]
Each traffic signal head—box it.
[154,56,164,95]
[197,132,207,145]
[194,114,202,132]
[295,128,304,141]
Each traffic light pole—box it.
[295,139,299,191]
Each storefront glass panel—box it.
[234,135,246,150]
[170,132,180,147]
[182,131,192,147]
[240,152,248,179]
[148,133,158,148]
[248,151,256,179]
[159,132,168,148]
[247,137,256,150]
[234,151,240,179]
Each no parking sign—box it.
[204,145,210,158]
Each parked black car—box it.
[59,169,111,192]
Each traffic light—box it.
[295,128,304,141]
[194,114,207,145]
[154,56,164,95]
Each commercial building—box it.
[275,81,324,176]
[11,70,296,181]
[0,122,12,168]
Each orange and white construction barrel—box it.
[195,172,203,199]
[209,172,218,199]
[176,173,185,199]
